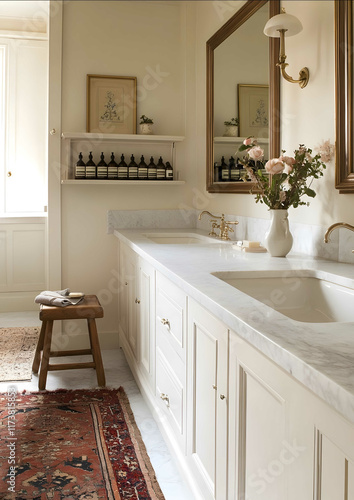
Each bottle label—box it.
[230,170,239,181]
[148,168,157,179]
[118,167,128,179]
[138,167,148,179]
[129,167,138,178]
[75,166,86,179]
[86,167,96,178]
[221,169,229,180]
[157,169,165,179]
[108,167,118,179]
[97,167,108,178]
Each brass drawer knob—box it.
[220,394,226,400]
[160,393,170,407]
[160,318,170,328]
[135,298,140,304]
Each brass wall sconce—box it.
[264,8,309,89]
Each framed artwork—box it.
[238,84,269,138]
[86,75,137,134]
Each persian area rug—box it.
[0,327,40,382]
[0,387,165,499]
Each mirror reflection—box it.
[213,4,269,184]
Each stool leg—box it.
[32,321,47,373]
[38,320,53,390]
[87,318,106,387]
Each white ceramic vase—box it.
[264,209,293,257]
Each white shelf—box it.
[214,136,269,144]
[61,180,185,186]
[61,132,185,143]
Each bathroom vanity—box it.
[114,228,354,500]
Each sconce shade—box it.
[264,12,303,38]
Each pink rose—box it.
[248,146,264,161]
[279,155,295,175]
[243,137,255,146]
[265,158,284,174]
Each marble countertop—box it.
[114,228,354,424]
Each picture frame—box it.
[86,75,137,134]
[237,84,269,138]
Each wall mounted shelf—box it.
[61,132,185,182]
[61,180,185,185]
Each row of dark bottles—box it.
[214,156,267,182]
[75,152,173,180]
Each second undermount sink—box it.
[212,269,354,323]
[143,232,224,245]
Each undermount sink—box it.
[143,232,224,245]
[212,270,354,323]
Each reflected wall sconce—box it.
[264,8,309,89]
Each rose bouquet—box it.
[238,137,327,209]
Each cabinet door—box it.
[138,259,155,387]
[187,299,228,500]
[118,242,138,360]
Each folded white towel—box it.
[34,289,84,307]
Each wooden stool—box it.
[32,295,106,390]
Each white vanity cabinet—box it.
[186,299,229,500]
[229,332,354,500]
[155,272,188,453]
[118,242,155,388]
[116,239,354,500]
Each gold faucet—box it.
[198,211,238,240]
[324,222,354,243]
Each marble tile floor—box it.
[0,312,195,500]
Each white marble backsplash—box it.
[108,209,354,264]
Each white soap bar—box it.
[68,292,85,298]
[242,240,261,248]
[243,246,267,253]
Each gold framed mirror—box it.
[335,0,354,192]
[206,0,280,193]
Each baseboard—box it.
[119,335,204,500]
[0,291,41,312]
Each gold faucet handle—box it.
[209,220,218,237]
[226,220,238,225]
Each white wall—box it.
[194,0,354,227]
[61,1,196,343]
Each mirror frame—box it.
[335,0,354,192]
[206,0,280,193]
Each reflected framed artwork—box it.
[238,84,269,138]
[86,75,137,134]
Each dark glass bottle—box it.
[138,155,148,180]
[229,156,238,182]
[156,157,166,180]
[85,152,96,179]
[147,156,157,180]
[128,154,138,180]
[96,152,108,179]
[75,152,86,179]
[118,154,128,180]
[107,153,118,179]
[165,161,173,181]
[221,156,229,182]
[236,158,244,180]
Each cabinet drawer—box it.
[156,346,185,447]
[156,273,187,361]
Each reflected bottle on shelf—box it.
[165,161,173,180]
[156,157,166,180]
[97,152,108,179]
[221,156,230,182]
[117,154,128,180]
[138,155,148,180]
[229,156,238,181]
[75,152,86,179]
[128,154,138,180]
[107,153,118,179]
[85,152,96,179]
[147,156,157,180]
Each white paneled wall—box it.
[0,219,46,311]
